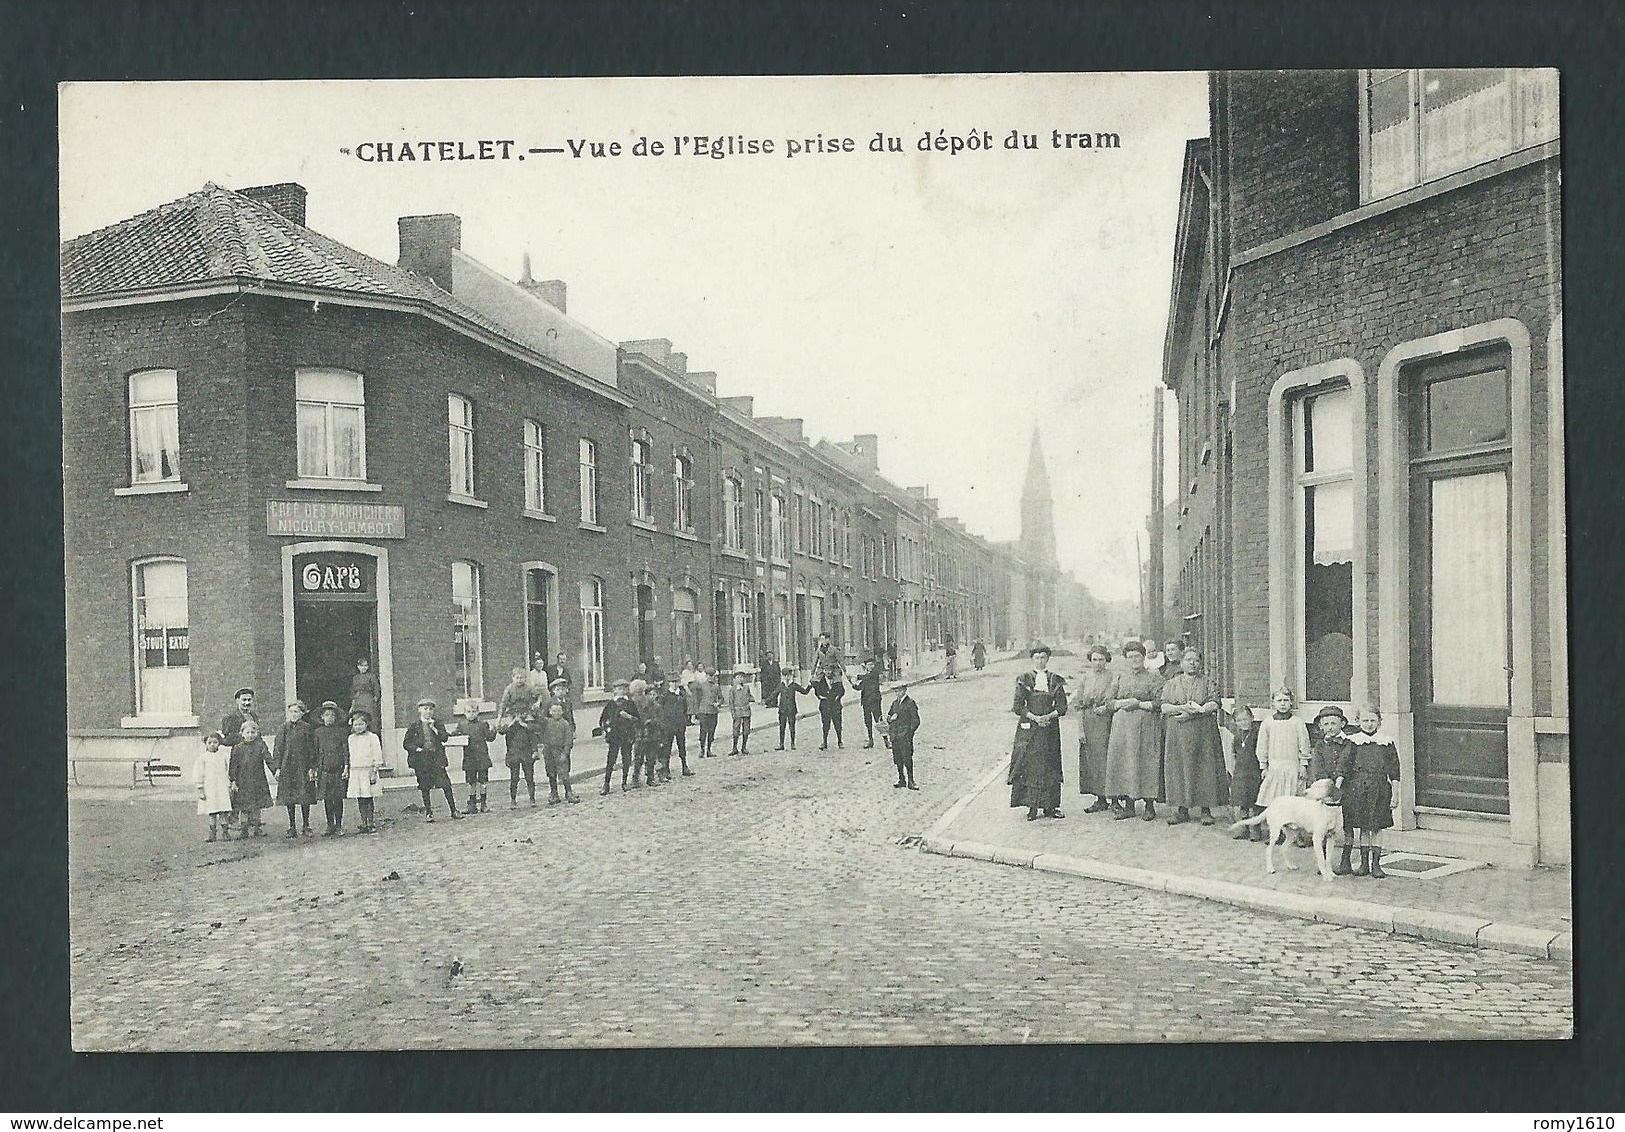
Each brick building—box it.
[63,181,1092,774]
[1164,69,1566,863]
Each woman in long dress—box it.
[1008,643,1068,820]
[1072,643,1116,812]
[1105,639,1164,821]
[1157,646,1229,825]
[349,657,382,733]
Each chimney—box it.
[398,214,461,292]
[239,183,308,227]
[759,417,805,445]
[516,254,568,312]
[846,434,880,470]
[621,338,673,368]
[721,395,754,418]
[668,352,688,375]
[687,370,717,395]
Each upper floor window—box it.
[296,368,365,480]
[448,393,476,497]
[579,438,599,525]
[770,492,788,560]
[673,452,695,531]
[128,369,180,484]
[753,488,766,558]
[1364,68,1559,202]
[810,500,825,558]
[524,419,547,513]
[793,493,806,554]
[630,434,654,522]
[723,472,745,551]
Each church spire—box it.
[1020,428,1058,566]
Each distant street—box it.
[70,659,1571,1049]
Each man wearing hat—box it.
[404,698,462,821]
[885,681,921,789]
[596,678,642,793]
[220,687,258,747]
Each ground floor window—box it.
[731,590,752,668]
[452,560,484,700]
[672,587,698,669]
[1295,386,1355,702]
[133,557,190,716]
[525,567,552,668]
[580,577,606,690]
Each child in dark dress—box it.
[455,698,494,815]
[1227,705,1266,841]
[228,718,273,838]
[1335,706,1403,878]
[404,698,462,822]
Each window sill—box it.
[721,547,749,561]
[286,478,384,493]
[672,528,701,543]
[121,714,199,730]
[771,558,791,569]
[447,493,489,509]
[523,509,558,523]
[579,521,607,533]
[115,481,189,497]
[630,517,658,532]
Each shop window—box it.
[448,394,476,498]
[1364,68,1559,201]
[128,369,180,484]
[578,438,599,525]
[132,557,191,717]
[1294,387,1354,701]
[524,420,547,513]
[579,577,606,691]
[296,368,365,480]
[452,560,483,700]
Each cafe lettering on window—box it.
[141,626,188,667]
[294,553,375,597]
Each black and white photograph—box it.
[59,70,1571,1051]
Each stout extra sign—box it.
[267,500,406,539]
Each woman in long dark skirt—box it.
[1158,647,1230,825]
[1008,643,1069,821]
[1072,643,1116,812]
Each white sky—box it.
[60,74,1207,603]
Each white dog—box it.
[1227,779,1343,881]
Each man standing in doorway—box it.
[544,651,571,691]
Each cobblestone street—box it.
[69,661,1572,1050]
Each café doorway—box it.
[282,543,394,750]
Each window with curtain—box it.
[132,557,191,716]
[1295,386,1354,701]
[448,394,476,497]
[673,453,695,531]
[630,434,654,521]
[452,560,484,699]
[672,587,698,667]
[1365,68,1559,201]
[723,473,744,550]
[524,419,547,513]
[770,492,788,560]
[579,577,606,690]
[731,589,752,665]
[128,369,181,484]
[578,438,599,524]
[295,368,365,480]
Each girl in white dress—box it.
[345,709,385,834]
[1254,687,1311,807]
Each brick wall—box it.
[1221,159,1562,710]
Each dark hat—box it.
[1028,642,1052,657]
[416,698,437,709]
[319,700,340,712]
[1314,705,1348,723]
[233,687,254,699]
[549,676,569,688]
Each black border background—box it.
[4,0,1621,1112]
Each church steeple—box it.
[1020,428,1058,566]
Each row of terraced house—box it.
[63,182,1069,775]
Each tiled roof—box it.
[59,183,527,352]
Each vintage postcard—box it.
[60,72,1570,1049]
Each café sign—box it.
[267,500,405,539]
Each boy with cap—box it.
[725,671,755,755]
[404,698,462,822]
[885,682,922,789]
[596,678,641,793]
[547,676,576,725]
[539,700,580,804]
[657,675,694,779]
[849,657,884,748]
[632,679,669,785]
[503,703,541,805]
[454,697,494,814]
[775,670,811,750]
[1309,703,1353,854]
[313,701,350,835]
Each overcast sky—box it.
[61,74,1206,603]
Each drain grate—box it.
[1376,851,1487,880]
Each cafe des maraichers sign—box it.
[266,500,406,539]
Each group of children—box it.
[1230,690,1402,878]
[193,656,929,841]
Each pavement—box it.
[68,652,1572,1049]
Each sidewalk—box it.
[923,754,1573,963]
